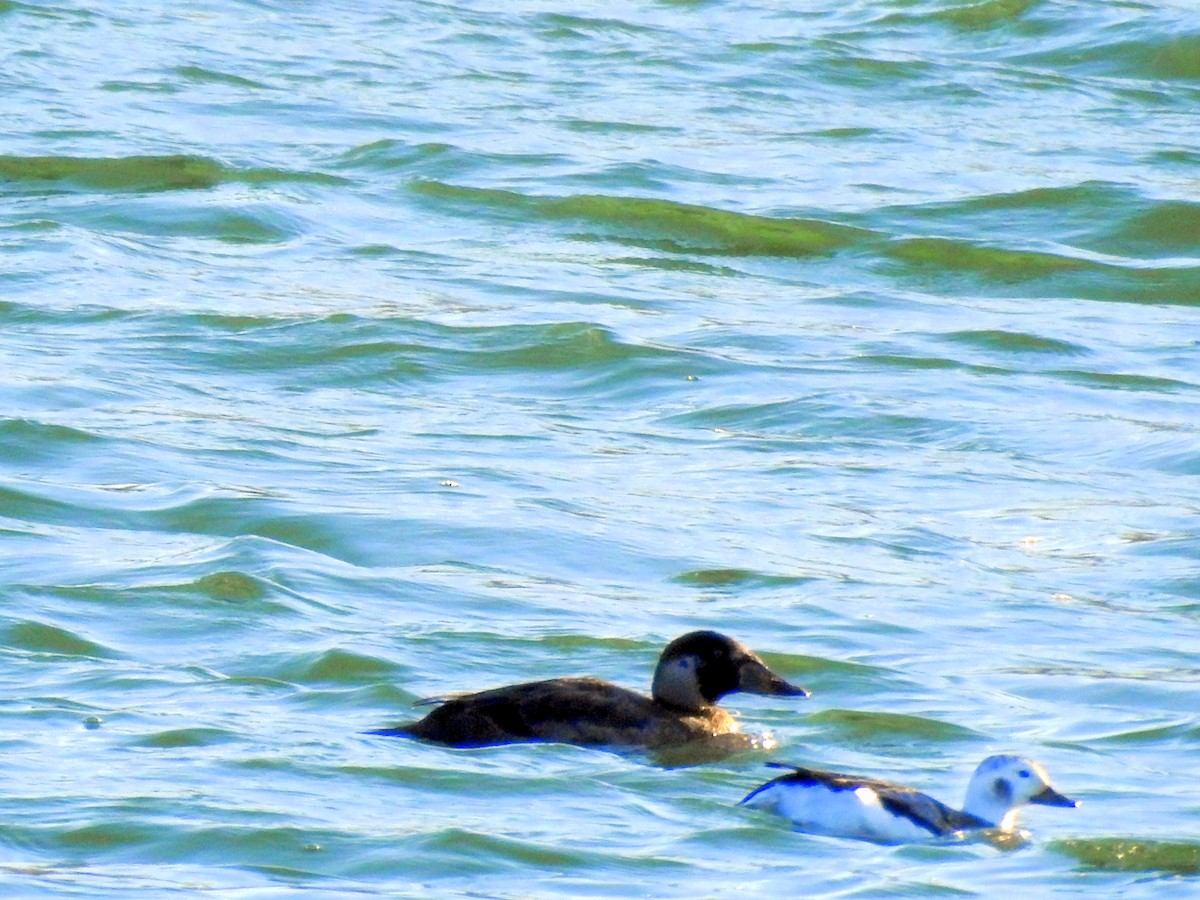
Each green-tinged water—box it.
[2,0,1198,896]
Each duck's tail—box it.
[362,723,417,738]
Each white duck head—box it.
[961,754,1077,831]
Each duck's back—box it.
[392,676,732,748]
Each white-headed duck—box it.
[741,754,1076,844]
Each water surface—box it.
[2,0,1199,896]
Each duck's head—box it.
[963,754,1077,830]
[650,630,810,713]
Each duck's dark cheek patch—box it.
[992,778,1012,803]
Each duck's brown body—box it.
[398,676,740,748]
[370,631,808,750]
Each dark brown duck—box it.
[368,630,809,749]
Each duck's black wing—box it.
[874,786,991,836]
[744,763,991,837]
[369,677,664,748]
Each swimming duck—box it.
[368,630,809,750]
[740,755,1076,844]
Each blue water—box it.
[2,0,1199,896]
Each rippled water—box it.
[2,0,1199,896]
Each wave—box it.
[1015,29,1200,83]
[806,708,984,744]
[1052,837,1200,876]
[409,180,870,257]
[1,620,119,659]
[0,154,344,193]
[405,179,1200,305]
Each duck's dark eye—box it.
[1018,770,1031,779]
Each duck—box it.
[740,754,1077,844]
[367,630,809,750]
